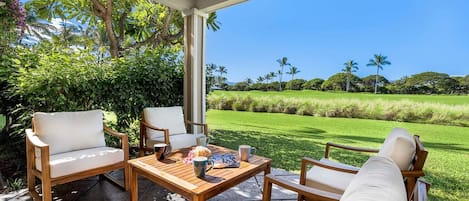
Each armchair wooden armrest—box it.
[186,120,208,135]
[104,126,127,138]
[401,170,425,178]
[103,126,129,160]
[140,121,170,144]
[263,174,341,201]
[25,129,51,200]
[325,142,379,158]
[300,157,359,189]
[301,157,359,175]
[26,129,48,148]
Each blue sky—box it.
[206,0,469,82]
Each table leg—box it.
[130,165,138,201]
[193,194,205,201]
[265,161,271,175]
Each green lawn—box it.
[212,90,469,106]
[207,110,469,201]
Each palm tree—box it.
[257,76,265,83]
[52,20,84,46]
[207,63,217,73]
[342,60,359,92]
[264,74,271,83]
[22,14,57,42]
[206,63,218,90]
[276,57,291,91]
[245,78,253,85]
[367,54,391,94]
[286,66,300,80]
[216,65,227,87]
[265,72,276,84]
[269,72,276,80]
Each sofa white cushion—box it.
[305,158,359,194]
[33,110,105,155]
[36,147,124,178]
[146,133,201,150]
[378,127,416,170]
[144,107,187,139]
[340,156,407,201]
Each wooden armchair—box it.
[139,106,208,156]
[319,135,427,199]
[263,128,428,201]
[26,110,129,201]
[263,158,430,201]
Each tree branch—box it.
[117,12,127,42]
[162,8,173,37]
[126,32,161,49]
[91,0,106,18]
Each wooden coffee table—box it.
[128,145,271,201]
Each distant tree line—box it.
[208,54,468,95]
[221,72,468,95]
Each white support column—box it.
[183,8,208,133]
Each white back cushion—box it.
[143,106,187,139]
[378,127,416,170]
[33,110,105,155]
[340,156,407,201]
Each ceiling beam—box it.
[197,0,248,13]
[152,0,248,13]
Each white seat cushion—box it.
[36,147,124,178]
[147,133,201,150]
[378,127,416,170]
[305,158,359,194]
[33,110,105,155]
[340,156,407,201]
[143,107,187,139]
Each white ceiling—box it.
[152,0,248,13]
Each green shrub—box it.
[101,48,184,129]
[7,178,24,191]
[232,96,253,111]
[207,94,469,127]
[3,43,184,157]
[249,99,268,112]
[302,78,324,90]
[286,79,306,90]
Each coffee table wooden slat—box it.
[128,145,271,201]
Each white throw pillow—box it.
[378,127,416,170]
[33,110,105,155]
[144,106,187,139]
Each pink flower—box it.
[1,0,26,29]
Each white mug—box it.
[196,134,210,147]
[239,145,256,162]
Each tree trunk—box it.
[346,75,350,92]
[279,67,283,91]
[375,68,379,94]
[103,0,118,58]
[92,0,119,58]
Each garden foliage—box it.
[0,43,184,180]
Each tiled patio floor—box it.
[1,168,298,201]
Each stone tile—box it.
[1,168,304,201]
[209,175,263,201]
